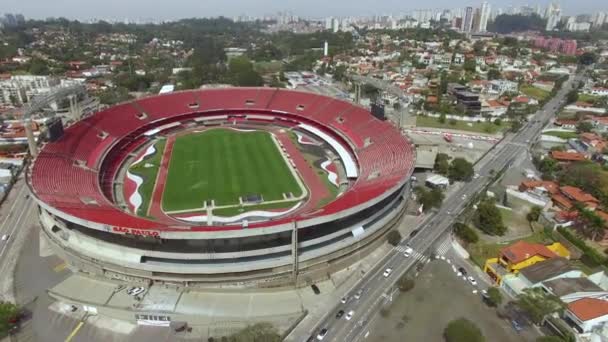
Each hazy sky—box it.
[2,0,604,21]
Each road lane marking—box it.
[64,321,84,342]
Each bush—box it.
[454,222,479,244]
[486,287,502,307]
[557,227,606,267]
[398,276,415,292]
[444,318,484,342]
[387,230,402,246]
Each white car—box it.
[383,268,393,277]
[474,173,480,179]
[468,276,477,286]
[340,297,348,304]
[345,310,354,321]
[403,247,413,258]
[127,286,145,296]
[461,194,467,200]
[354,290,363,300]
[317,328,328,340]
[1,234,8,241]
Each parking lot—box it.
[366,259,538,342]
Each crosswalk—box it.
[435,236,453,256]
[393,236,454,264]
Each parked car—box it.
[126,287,145,296]
[458,267,467,276]
[340,296,348,304]
[467,276,477,286]
[409,230,419,238]
[316,328,328,340]
[383,268,393,277]
[354,289,363,300]
[335,310,344,319]
[511,320,523,332]
[345,310,354,321]
[311,284,320,295]
[1,234,9,241]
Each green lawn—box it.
[520,85,550,101]
[542,130,579,139]
[129,139,166,216]
[416,116,507,134]
[578,94,604,103]
[162,129,302,211]
[212,200,301,217]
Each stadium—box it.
[27,87,415,288]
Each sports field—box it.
[162,129,303,212]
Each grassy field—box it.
[542,130,579,139]
[212,200,301,217]
[578,94,604,103]
[415,116,507,134]
[129,139,166,217]
[520,85,550,101]
[162,129,302,211]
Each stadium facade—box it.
[28,88,415,288]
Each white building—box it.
[0,75,58,107]
[545,2,561,31]
[479,2,491,32]
[564,298,608,333]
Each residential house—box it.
[542,277,608,303]
[550,151,586,163]
[484,241,570,285]
[564,298,608,333]
[501,257,583,296]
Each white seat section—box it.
[298,123,358,178]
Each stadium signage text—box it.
[112,227,160,237]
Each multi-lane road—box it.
[302,71,586,342]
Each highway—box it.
[0,174,38,306]
[304,71,585,342]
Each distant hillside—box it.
[488,14,547,33]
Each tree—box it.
[517,287,565,324]
[454,222,479,244]
[228,56,263,87]
[438,112,447,124]
[28,57,50,75]
[387,230,402,246]
[526,206,542,224]
[444,318,484,342]
[576,121,593,133]
[485,287,503,307]
[448,158,474,182]
[578,52,597,66]
[510,120,523,133]
[398,275,415,292]
[463,59,476,73]
[434,153,450,175]
[474,198,507,236]
[487,68,501,80]
[566,89,579,104]
[493,118,502,126]
[575,203,606,241]
[414,186,445,211]
[0,301,19,336]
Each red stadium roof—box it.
[29,88,414,233]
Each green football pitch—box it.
[162,129,303,212]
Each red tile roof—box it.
[520,180,559,194]
[568,298,608,321]
[552,194,574,209]
[550,151,586,162]
[500,241,557,264]
[560,186,599,205]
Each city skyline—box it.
[1,0,606,22]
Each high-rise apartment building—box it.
[479,2,491,32]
